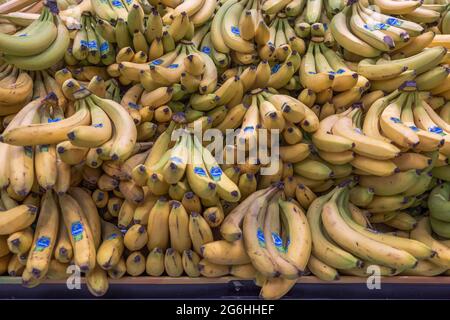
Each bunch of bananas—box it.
[0,64,34,114]
[1,6,70,71]
[428,182,450,238]
[307,184,450,280]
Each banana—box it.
[201,239,250,265]
[189,211,214,255]
[300,43,334,93]
[147,197,170,250]
[349,186,374,207]
[351,155,398,177]
[199,259,230,277]
[68,99,112,148]
[0,205,37,235]
[243,186,279,277]
[54,216,73,263]
[8,255,24,277]
[146,247,165,276]
[402,259,447,276]
[86,263,109,297]
[182,249,201,277]
[182,191,202,214]
[411,217,450,268]
[279,143,311,163]
[260,277,296,300]
[58,194,96,272]
[164,248,183,277]
[97,219,124,270]
[230,263,256,279]
[126,251,146,276]
[7,228,33,255]
[295,184,317,210]
[308,255,340,281]
[428,183,450,222]
[366,195,414,213]
[312,113,354,153]
[294,159,333,181]
[168,201,191,253]
[385,212,417,231]
[322,187,417,270]
[26,190,59,279]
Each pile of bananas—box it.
[0,0,450,300]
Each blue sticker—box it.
[324,23,328,30]
[374,23,389,30]
[128,102,140,110]
[386,17,402,26]
[126,0,132,3]
[170,156,183,164]
[429,126,444,135]
[80,40,89,47]
[93,123,104,128]
[308,71,316,74]
[107,233,118,240]
[71,221,84,242]
[336,69,345,74]
[257,228,265,248]
[18,33,27,37]
[354,128,363,135]
[88,40,97,49]
[271,64,281,74]
[201,46,211,54]
[34,236,50,252]
[390,117,402,124]
[48,117,61,123]
[111,0,124,7]
[244,126,254,133]
[272,233,285,253]
[409,125,419,132]
[151,59,163,65]
[210,166,222,181]
[194,167,207,177]
[168,63,179,69]
[231,26,240,36]
[100,42,109,53]
[24,146,33,158]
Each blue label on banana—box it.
[100,42,109,53]
[18,33,27,37]
[71,221,84,242]
[80,40,89,48]
[429,126,445,135]
[271,64,281,74]
[34,236,50,252]
[409,125,419,132]
[111,0,124,7]
[210,166,223,181]
[272,233,285,253]
[88,41,98,49]
[168,64,179,69]
[390,117,402,124]
[48,118,61,123]
[39,145,50,152]
[386,18,402,27]
[151,59,163,65]
[24,146,33,158]
[170,156,183,164]
[201,46,211,54]
[244,126,254,133]
[231,26,240,36]
[126,0,132,3]
[354,128,363,135]
[93,123,104,128]
[107,233,118,240]
[128,102,140,110]
[194,167,207,177]
[257,228,266,248]
[336,69,345,74]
